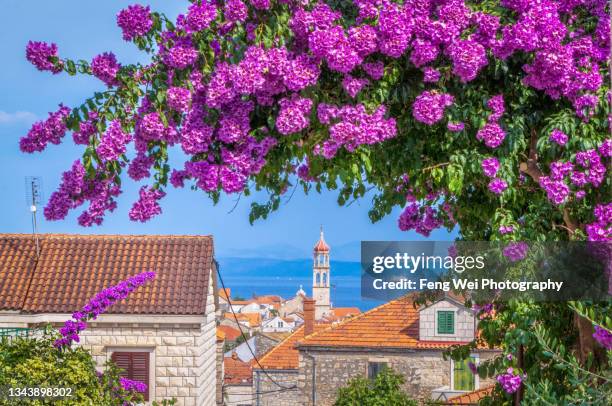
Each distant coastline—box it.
[217,257,382,311]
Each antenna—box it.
[25,176,43,258]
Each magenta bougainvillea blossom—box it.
[592,325,612,350]
[119,378,148,394]
[54,271,155,348]
[503,242,529,262]
[25,41,62,73]
[19,105,70,153]
[496,368,524,394]
[482,157,500,177]
[91,52,121,87]
[488,178,508,195]
[412,91,454,125]
[116,4,153,41]
[549,129,568,146]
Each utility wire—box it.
[215,260,298,391]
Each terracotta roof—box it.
[447,385,494,404]
[241,312,262,327]
[224,355,253,385]
[218,325,242,341]
[257,324,329,370]
[254,295,282,304]
[313,229,329,252]
[330,307,361,318]
[299,294,472,349]
[0,234,214,315]
[225,312,249,321]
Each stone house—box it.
[296,294,499,405]
[0,234,218,406]
[261,315,295,333]
[251,300,329,406]
[223,353,253,406]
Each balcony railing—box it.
[0,327,32,337]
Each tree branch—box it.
[520,129,578,236]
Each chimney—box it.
[304,298,315,336]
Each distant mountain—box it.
[217,257,360,279]
[219,243,309,260]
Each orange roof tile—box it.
[257,324,329,370]
[330,307,361,318]
[447,385,494,404]
[254,295,282,305]
[0,234,214,315]
[225,312,249,321]
[219,288,231,301]
[218,325,242,341]
[216,329,226,342]
[224,355,253,385]
[300,294,472,349]
[241,312,262,327]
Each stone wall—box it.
[223,384,252,405]
[298,349,498,406]
[252,369,301,406]
[419,300,475,342]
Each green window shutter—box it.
[454,357,476,391]
[437,311,455,334]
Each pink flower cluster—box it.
[128,186,166,222]
[593,325,612,350]
[120,378,147,394]
[586,203,612,241]
[412,91,454,125]
[26,41,62,73]
[496,368,523,394]
[44,160,121,227]
[19,105,70,153]
[96,120,132,161]
[549,129,568,146]
[538,145,608,206]
[503,242,529,262]
[91,52,121,87]
[316,103,397,158]
[116,4,153,41]
[477,95,506,148]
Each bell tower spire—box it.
[312,226,331,319]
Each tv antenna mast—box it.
[25,176,43,258]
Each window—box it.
[453,357,476,391]
[277,321,283,328]
[367,362,387,380]
[437,310,455,334]
[111,351,150,401]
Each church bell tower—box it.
[312,226,331,319]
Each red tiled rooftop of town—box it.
[217,325,242,342]
[446,385,494,404]
[0,234,214,315]
[224,354,253,385]
[257,324,329,370]
[299,294,479,349]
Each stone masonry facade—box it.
[252,370,301,406]
[297,349,498,406]
[79,278,217,406]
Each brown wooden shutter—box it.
[111,351,150,401]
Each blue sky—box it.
[0,1,454,259]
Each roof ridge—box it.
[0,233,213,239]
[257,325,305,367]
[301,294,415,343]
